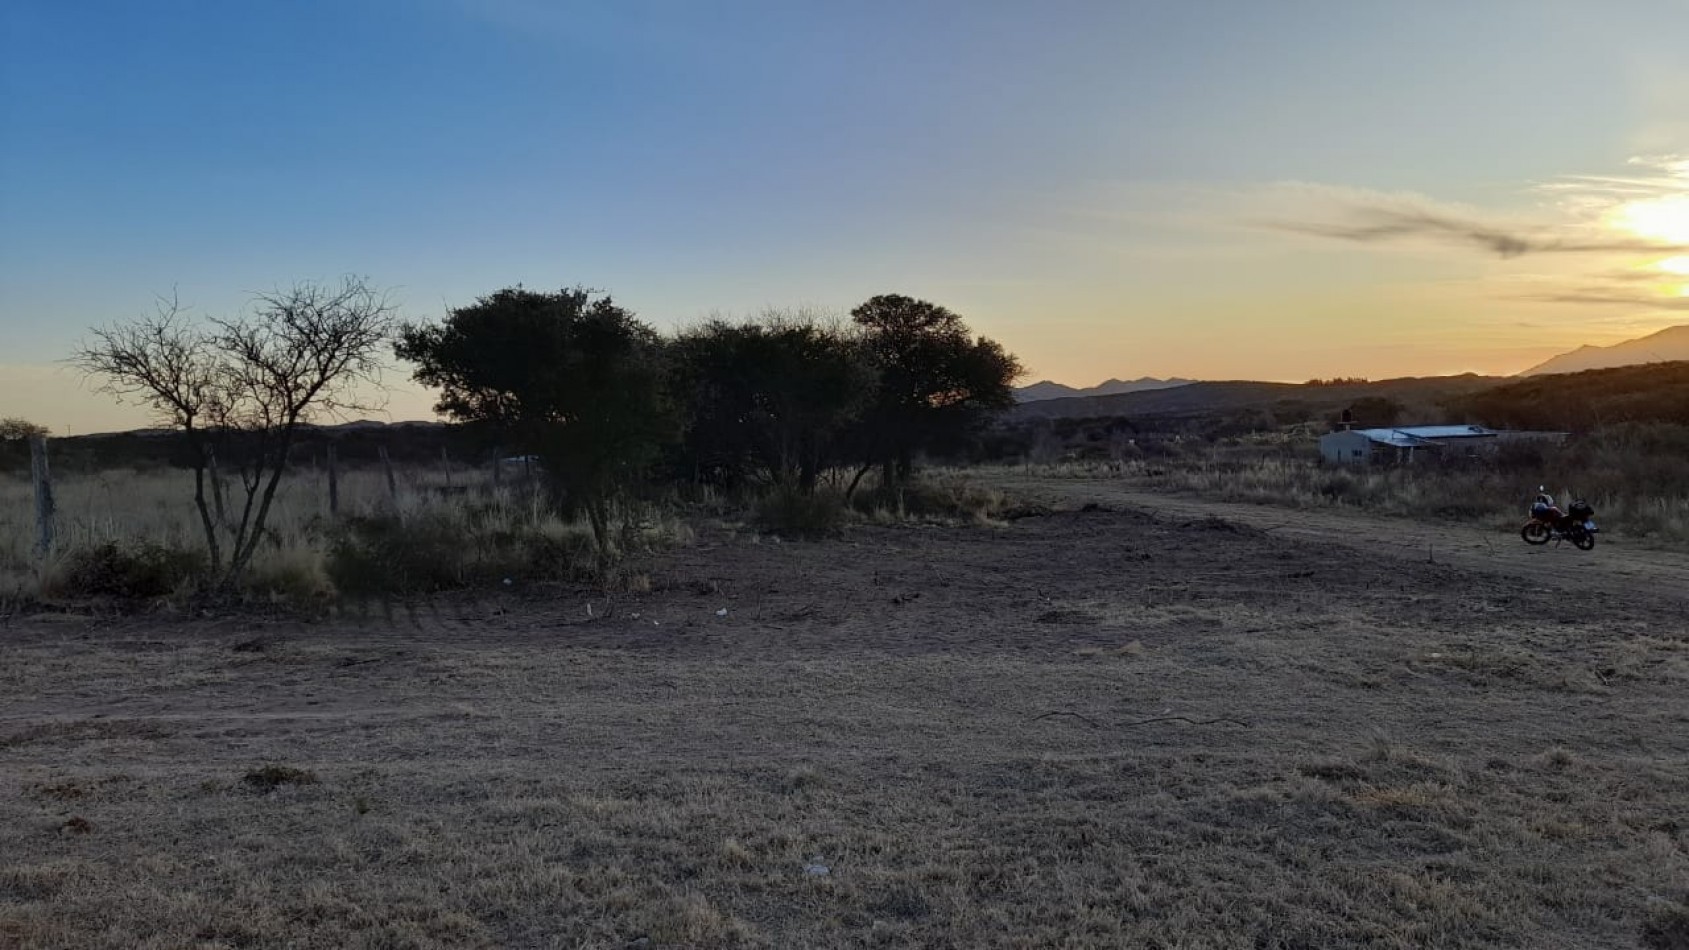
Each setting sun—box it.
[1609,186,1689,295]
[1611,193,1689,244]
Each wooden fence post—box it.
[379,445,398,507]
[327,444,340,516]
[30,435,55,557]
[441,445,454,490]
[208,445,228,525]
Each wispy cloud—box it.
[1536,156,1689,200]
[1253,180,1686,258]
[1518,289,1689,309]
[1265,211,1680,257]
[1244,159,1689,327]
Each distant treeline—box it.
[13,291,1022,509]
[0,422,475,475]
[985,362,1689,464]
[19,354,1687,479]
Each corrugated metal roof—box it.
[1352,425,1496,445]
[1352,430,1432,447]
[1393,424,1497,439]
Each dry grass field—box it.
[4,483,1688,948]
[0,464,635,602]
[1002,422,1689,546]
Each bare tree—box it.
[74,277,398,585]
[74,293,225,567]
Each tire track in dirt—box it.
[984,475,1689,605]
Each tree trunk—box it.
[208,446,228,526]
[844,463,873,501]
[228,427,301,583]
[796,435,819,495]
[585,496,611,559]
[186,429,222,572]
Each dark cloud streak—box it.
[1259,206,1685,258]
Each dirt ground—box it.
[3,480,1687,949]
[982,473,1689,604]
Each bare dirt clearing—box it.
[984,472,1689,604]
[3,488,1688,948]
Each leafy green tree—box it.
[395,287,671,554]
[848,294,1023,492]
[669,311,872,494]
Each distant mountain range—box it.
[1015,376,1193,402]
[1010,326,1689,406]
[1007,374,1502,422]
[1521,324,1689,376]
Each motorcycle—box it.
[1520,492,1597,550]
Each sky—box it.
[3,0,1688,433]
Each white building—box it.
[1319,424,1502,465]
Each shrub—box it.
[326,513,467,596]
[325,508,600,597]
[756,486,847,538]
[1316,471,1357,501]
[853,473,1009,523]
[242,765,317,793]
[47,541,205,599]
[242,548,335,603]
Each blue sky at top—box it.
[3,0,1687,430]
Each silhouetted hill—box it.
[1015,377,1192,402]
[1521,325,1689,376]
[9,420,466,474]
[1014,381,1085,401]
[1461,361,1689,430]
[1007,374,1502,423]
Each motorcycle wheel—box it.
[1520,522,1551,545]
[1572,531,1596,551]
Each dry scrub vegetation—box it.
[0,463,1009,606]
[1005,423,1689,545]
[0,464,689,604]
[3,499,1687,948]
